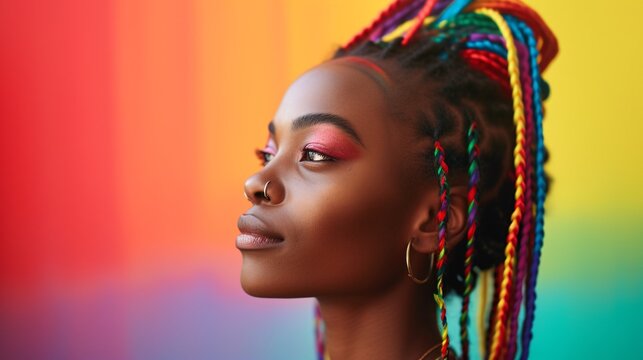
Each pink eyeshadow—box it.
[262,136,277,154]
[304,125,361,160]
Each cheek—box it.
[239,162,419,298]
[285,169,413,294]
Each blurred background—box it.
[0,0,641,359]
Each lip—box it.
[236,213,284,250]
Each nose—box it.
[243,171,285,205]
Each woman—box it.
[236,0,558,359]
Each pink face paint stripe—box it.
[343,56,388,78]
[341,56,392,90]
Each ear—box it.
[409,185,469,254]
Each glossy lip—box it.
[236,213,284,250]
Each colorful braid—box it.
[378,0,428,40]
[314,302,326,360]
[486,264,503,358]
[519,20,546,360]
[343,0,418,50]
[459,121,480,360]
[461,49,511,93]
[435,0,474,23]
[473,9,528,360]
[333,2,557,359]
[433,139,450,359]
[506,18,535,359]
[402,0,439,45]
[477,269,490,357]
[469,1,558,70]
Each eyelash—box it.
[302,148,335,162]
[255,149,275,166]
[255,148,335,166]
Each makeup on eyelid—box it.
[258,124,361,161]
[304,125,361,160]
[261,137,277,155]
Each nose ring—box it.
[263,180,271,201]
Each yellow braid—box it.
[474,8,527,360]
[382,16,436,42]
[478,269,490,357]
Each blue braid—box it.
[509,17,546,360]
[436,0,474,23]
[464,40,507,58]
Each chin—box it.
[239,275,306,299]
[239,271,272,297]
[239,262,303,298]
[240,264,286,298]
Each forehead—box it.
[272,58,393,142]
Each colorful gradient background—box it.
[1,0,641,359]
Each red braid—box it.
[460,49,511,94]
[401,0,439,45]
[343,0,414,50]
[467,1,558,69]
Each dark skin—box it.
[238,57,468,360]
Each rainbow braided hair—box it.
[433,138,451,359]
[460,119,480,359]
[332,1,558,359]
[314,302,325,360]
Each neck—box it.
[318,279,442,360]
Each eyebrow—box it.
[268,113,364,147]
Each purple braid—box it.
[459,121,480,360]
[519,20,546,360]
[315,302,325,360]
[433,139,451,360]
[506,28,535,357]
[374,0,425,40]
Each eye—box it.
[301,149,335,162]
[255,149,275,166]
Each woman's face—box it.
[237,58,431,298]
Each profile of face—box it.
[237,58,468,299]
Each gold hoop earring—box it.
[263,180,271,201]
[406,238,433,284]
